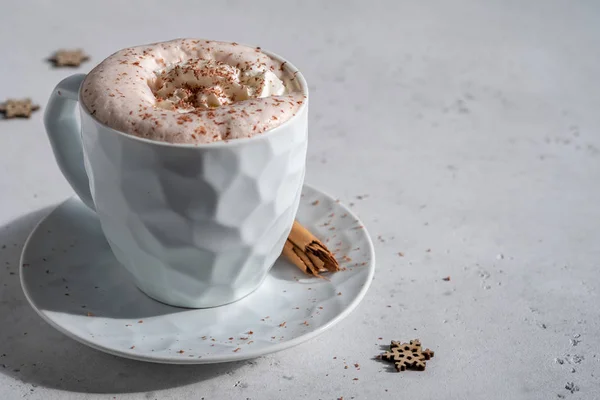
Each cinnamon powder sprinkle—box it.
[83,40,305,144]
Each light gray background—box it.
[1,1,599,399]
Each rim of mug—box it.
[78,46,308,148]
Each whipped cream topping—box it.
[152,59,286,111]
[81,39,306,144]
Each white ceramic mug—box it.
[44,52,308,308]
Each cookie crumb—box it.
[0,99,40,119]
[49,49,90,67]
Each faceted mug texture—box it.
[79,106,308,308]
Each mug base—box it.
[133,276,268,309]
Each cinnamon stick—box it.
[282,220,340,277]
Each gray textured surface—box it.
[1,0,599,399]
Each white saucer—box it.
[20,184,375,364]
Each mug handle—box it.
[44,74,95,210]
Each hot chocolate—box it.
[81,39,305,144]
